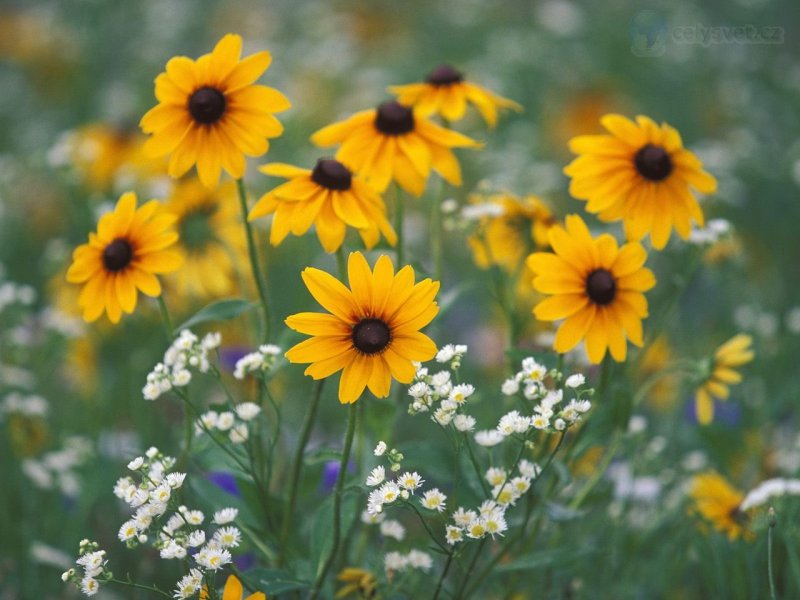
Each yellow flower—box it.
[311,100,480,197]
[66,192,182,323]
[200,575,266,600]
[688,471,747,541]
[389,64,521,127]
[467,192,557,272]
[638,336,679,411]
[162,178,247,300]
[249,159,397,253]
[527,215,655,363]
[285,252,439,404]
[336,567,378,599]
[564,114,717,249]
[695,334,754,425]
[140,34,290,188]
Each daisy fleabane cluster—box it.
[62,540,108,597]
[233,344,282,379]
[384,549,434,578]
[142,329,222,400]
[364,442,430,516]
[195,402,262,444]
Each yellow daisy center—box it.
[102,239,133,272]
[634,144,673,181]
[585,268,616,305]
[425,64,464,86]
[188,86,227,125]
[311,158,352,191]
[375,101,414,135]
[352,318,391,354]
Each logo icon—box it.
[630,11,668,57]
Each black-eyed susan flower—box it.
[162,179,247,300]
[248,159,397,253]
[66,192,181,323]
[467,192,557,272]
[527,214,655,363]
[695,334,754,425]
[336,567,377,599]
[198,574,265,600]
[140,33,290,189]
[689,471,747,541]
[285,252,439,404]
[310,100,480,197]
[564,114,717,249]
[389,64,521,127]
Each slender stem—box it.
[109,578,172,598]
[432,551,454,600]
[311,403,358,599]
[279,380,325,565]
[768,507,778,600]
[156,295,174,339]
[464,433,491,496]
[335,246,348,280]
[431,178,445,282]
[404,501,448,553]
[394,185,405,266]
[454,539,487,599]
[568,430,622,510]
[236,178,271,343]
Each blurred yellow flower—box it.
[200,575,266,600]
[688,471,747,541]
[467,192,557,272]
[639,336,679,411]
[249,159,397,253]
[162,178,247,300]
[66,192,182,323]
[140,33,290,188]
[389,64,521,127]
[564,114,717,249]
[527,215,655,363]
[311,100,480,197]
[285,252,439,404]
[695,334,754,425]
[336,567,378,599]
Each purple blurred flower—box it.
[235,552,257,571]
[218,345,252,373]
[208,471,241,497]
[320,460,356,494]
[685,396,742,427]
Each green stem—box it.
[568,430,622,510]
[156,295,174,340]
[404,501,448,553]
[335,246,348,281]
[109,578,172,598]
[177,395,194,471]
[768,507,778,600]
[236,178,271,343]
[394,185,405,266]
[454,539,487,600]
[311,403,358,599]
[464,433,491,496]
[279,380,325,565]
[432,550,454,600]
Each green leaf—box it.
[175,298,256,331]
[243,567,311,594]
[495,545,596,572]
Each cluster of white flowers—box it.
[62,540,108,597]
[740,478,800,512]
[195,402,261,444]
[21,436,92,497]
[365,441,430,516]
[0,280,36,313]
[435,343,468,368]
[142,330,221,400]
[233,344,282,379]
[0,391,49,419]
[110,447,241,597]
[384,549,434,576]
[688,218,732,245]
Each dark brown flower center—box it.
[425,64,464,86]
[585,269,616,305]
[634,144,672,181]
[352,318,391,354]
[311,159,352,191]
[103,238,133,272]
[188,87,226,125]
[375,101,414,136]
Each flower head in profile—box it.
[467,192,557,272]
[140,34,290,188]
[248,159,397,253]
[285,252,439,403]
[695,334,754,425]
[389,64,522,127]
[564,114,717,249]
[66,192,182,323]
[162,179,247,299]
[311,100,481,197]
[688,471,748,541]
[527,215,655,363]
[336,567,378,599]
